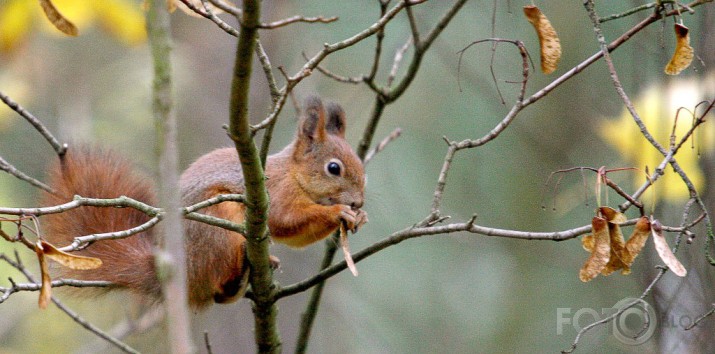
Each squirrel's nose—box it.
[351,199,363,209]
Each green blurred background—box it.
[1,1,714,353]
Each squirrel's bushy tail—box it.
[42,147,161,301]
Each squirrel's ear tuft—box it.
[325,102,346,138]
[299,95,326,142]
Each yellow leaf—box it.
[579,216,610,282]
[665,24,694,75]
[599,85,707,203]
[40,240,102,270]
[39,0,79,36]
[523,5,561,74]
[0,0,35,52]
[93,0,147,45]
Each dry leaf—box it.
[597,207,627,275]
[621,216,651,272]
[35,242,52,309]
[664,23,694,75]
[39,0,78,36]
[340,223,358,277]
[523,5,561,74]
[602,221,627,276]
[582,234,594,252]
[651,219,687,277]
[599,206,627,224]
[579,216,610,282]
[40,240,102,270]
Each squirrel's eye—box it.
[326,161,341,176]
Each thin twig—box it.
[182,193,245,213]
[0,276,113,304]
[0,91,67,156]
[685,303,715,330]
[60,216,161,252]
[208,0,338,29]
[387,38,413,87]
[1,252,138,353]
[0,155,56,194]
[178,0,240,36]
[363,128,403,165]
[0,195,161,218]
[599,3,658,22]
[258,15,338,29]
[278,216,684,299]
[76,307,165,354]
[306,52,364,84]
[251,0,411,133]
[204,331,214,354]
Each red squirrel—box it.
[41,96,368,308]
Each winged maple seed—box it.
[33,240,102,309]
[35,241,52,309]
[523,5,561,74]
[580,208,653,281]
[579,216,610,282]
[651,219,687,277]
[39,0,78,36]
[602,217,626,276]
[621,216,651,270]
[340,222,359,277]
[40,240,103,270]
[664,23,694,75]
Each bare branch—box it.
[363,128,402,165]
[208,0,338,29]
[0,253,138,353]
[178,0,240,37]
[0,91,67,156]
[0,155,56,194]
[182,193,245,213]
[251,0,410,133]
[0,278,113,304]
[387,37,413,87]
[685,303,715,330]
[305,52,363,84]
[61,216,161,252]
[258,15,338,29]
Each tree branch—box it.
[146,0,194,352]
[0,91,67,156]
[227,0,281,352]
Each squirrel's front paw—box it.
[339,206,368,233]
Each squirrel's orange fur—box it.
[41,96,367,309]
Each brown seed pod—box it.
[41,240,103,270]
[35,242,52,309]
[651,219,687,277]
[620,216,651,273]
[39,0,78,36]
[601,221,627,276]
[664,23,694,75]
[340,223,358,277]
[579,216,610,282]
[523,5,561,74]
